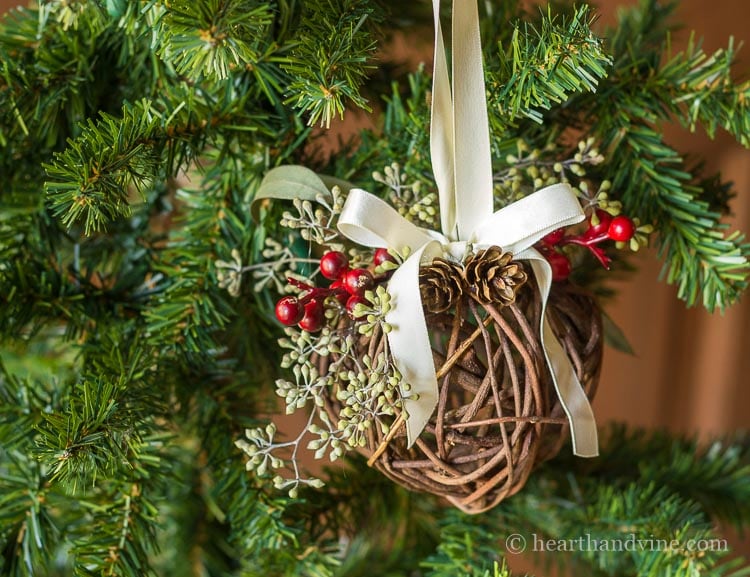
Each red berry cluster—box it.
[539,210,638,281]
[274,249,396,332]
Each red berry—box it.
[298,300,325,332]
[584,209,612,240]
[319,251,349,280]
[345,295,370,319]
[542,228,566,246]
[608,215,636,242]
[373,248,396,266]
[546,251,572,282]
[342,268,374,296]
[330,280,349,305]
[275,296,304,326]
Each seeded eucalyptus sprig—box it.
[494,136,606,205]
[236,287,410,496]
[233,167,432,494]
[374,162,439,229]
[280,186,347,249]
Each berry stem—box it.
[287,277,316,291]
[297,287,334,305]
[562,232,609,247]
[559,235,612,269]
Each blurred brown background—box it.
[2,0,748,564]
[591,0,750,437]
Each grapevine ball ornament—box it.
[253,0,621,513]
[315,249,603,513]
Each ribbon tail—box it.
[541,318,599,457]
[385,242,443,447]
[523,251,599,458]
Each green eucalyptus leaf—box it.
[602,311,635,356]
[251,166,358,222]
[252,165,332,222]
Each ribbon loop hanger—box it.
[431,0,493,240]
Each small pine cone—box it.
[419,258,464,313]
[464,246,527,306]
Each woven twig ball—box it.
[318,255,602,514]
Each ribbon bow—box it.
[337,0,599,456]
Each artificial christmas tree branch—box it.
[1,0,749,575]
[487,5,612,126]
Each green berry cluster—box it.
[373,162,439,229]
[494,137,605,205]
[237,236,409,495]
[280,186,347,248]
[232,163,429,493]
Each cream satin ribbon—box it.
[337,0,599,456]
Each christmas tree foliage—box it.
[0,0,749,576]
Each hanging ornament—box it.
[236,0,653,513]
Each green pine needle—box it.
[283,0,382,128]
[43,100,161,234]
[489,5,612,125]
[156,0,275,81]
